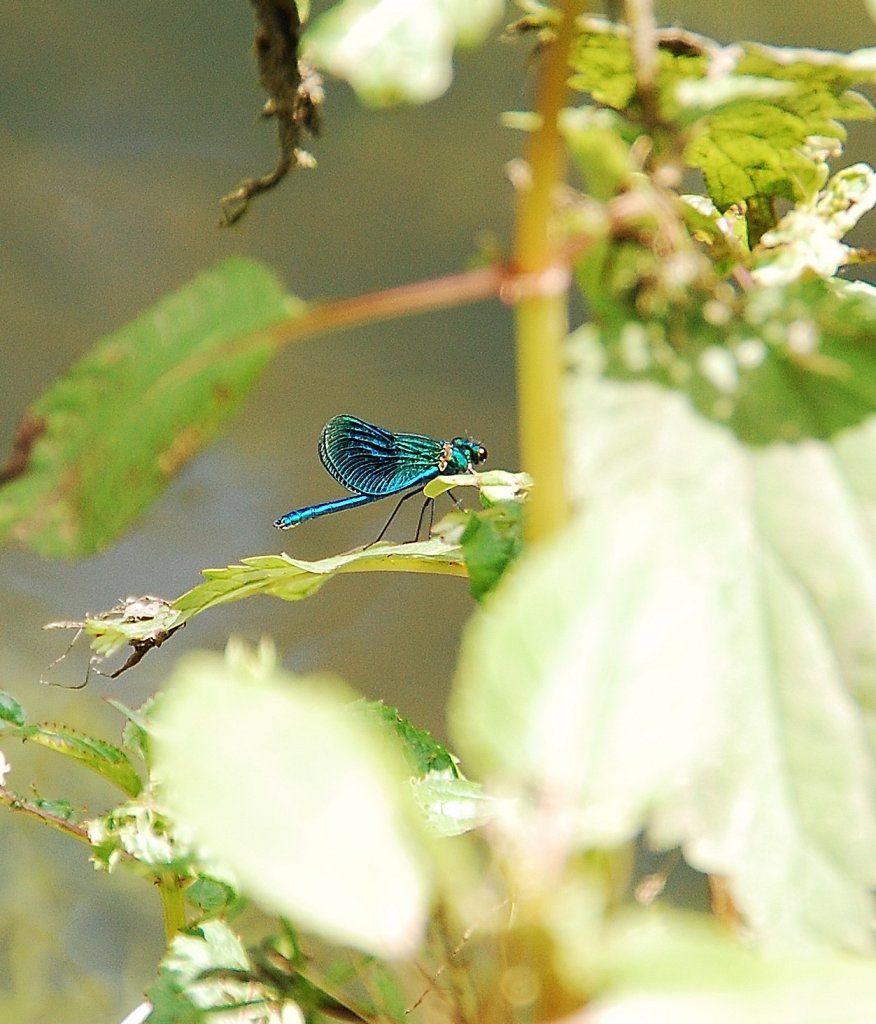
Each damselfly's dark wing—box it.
[318,415,448,497]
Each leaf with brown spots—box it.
[0,258,297,557]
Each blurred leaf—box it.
[569,20,709,116]
[304,0,505,105]
[88,795,195,872]
[6,722,142,798]
[0,690,25,726]
[451,375,876,949]
[154,643,432,958]
[29,796,77,821]
[568,21,876,216]
[752,163,876,285]
[587,910,876,1024]
[574,278,876,444]
[0,258,297,557]
[107,698,153,764]
[559,106,637,200]
[185,877,239,918]
[409,774,491,837]
[148,921,264,1024]
[359,701,492,836]
[361,699,461,777]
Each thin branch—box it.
[624,0,661,130]
[268,264,506,347]
[0,788,91,844]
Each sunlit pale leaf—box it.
[305,0,505,105]
[154,644,432,958]
[752,163,876,285]
[573,278,876,445]
[0,258,297,557]
[584,911,876,1024]
[451,374,876,949]
[148,920,300,1024]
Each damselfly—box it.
[273,414,488,537]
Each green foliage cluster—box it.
[3,1,876,1022]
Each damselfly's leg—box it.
[415,497,437,540]
[369,490,421,546]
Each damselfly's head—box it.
[451,437,488,472]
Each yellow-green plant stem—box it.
[513,1,584,542]
[157,872,188,943]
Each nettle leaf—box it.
[0,258,297,557]
[174,538,468,619]
[460,500,525,600]
[148,920,254,1024]
[360,700,461,777]
[359,701,491,837]
[88,791,204,873]
[451,375,876,950]
[9,723,143,797]
[752,163,876,285]
[305,0,505,105]
[568,20,876,213]
[71,505,527,677]
[575,278,876,445]
[154,645,432,958]
[569,20,710,115]
[0,690,25,727]
[588,910,876,1024]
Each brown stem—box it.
[624,0,661,130]
[267,264,505,348]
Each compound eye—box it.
[476,445,488,464]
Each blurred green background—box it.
[2,2,875,1020]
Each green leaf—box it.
[12,723,143,797]
[304,0,505,105]
[71,535,489,675]
[361,700,461,777]
[357,702,493,836]
[154,643,433,958]
[460,500,525,600]
[88,795,196,872]
[0,258,297,557]
[568,21,876,215]
[0,690,25,726]
[569,20,709,116]
[752,163,876,285]
[148,921,255,1024]
[574,278,876,444]
[173,538,468,619]
[451,375,876,949]
[185,877,239,917]
[29,796,77,821]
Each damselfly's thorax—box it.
[444,437,488,474]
